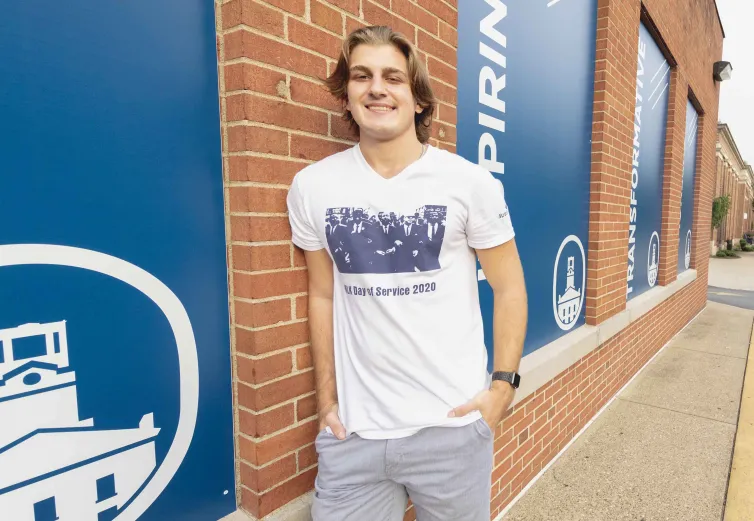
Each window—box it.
[98,506,118,521]
[96,474,117,503]
[33,497,58,521]
[12,334,47,361]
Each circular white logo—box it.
[0,244,198,521]
[553,235,586,331]
[684,230,692,270]
[648,231,660,287]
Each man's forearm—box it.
[308,294,337,412]
[492,288,527,374]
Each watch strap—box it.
[491,371,521,389]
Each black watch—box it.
[491,371,521,389]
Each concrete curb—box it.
[723,319,754,521]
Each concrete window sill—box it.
[510,269,698,408]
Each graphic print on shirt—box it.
[325,205,448,274]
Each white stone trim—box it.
[511,269,697,408]
[220,492,314,521]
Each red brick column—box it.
[692,114,713,271]
[736,182,741,237]
[657,68,687,286]
[215,1,458,518]
[585,0,641,325]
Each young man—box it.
[286,25,528,521]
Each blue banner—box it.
[457,0,597,360]
[679,100,699,273]
[0,3,236,521]
[627,23,670,299]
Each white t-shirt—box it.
[287,144,515,440]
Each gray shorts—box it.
[312,418,494,521]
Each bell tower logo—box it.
[648,232,660,287]
[553,235,586,331]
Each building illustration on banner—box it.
[685,230,692,270]
[553,236,586,331]
[648,232,660,287]
[0,320,160,521]
[557,257,582,326]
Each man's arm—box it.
[478,239,527,378]
[304,248,347,439]
[448,239,528,428]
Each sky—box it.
[716,0,754,163]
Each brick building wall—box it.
[213,1,723,519]
[714,124,752,247]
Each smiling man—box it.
[286,25,528,521]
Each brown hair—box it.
[325,25,437,144]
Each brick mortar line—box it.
[428,75,457,90]
[228,181,292,189]
[237,417,316,446]
[237,366,313,390]
[233,267,306,276]
[416,25,457,50]
[291,8,344,39]
[238,460,315,499]
[242,0,312,24]
[230,240,293,247]
[237,390,315,417]
[223,56,330,84]
[235,293,308,304]
[224,151,313,164]
[226,120,356,145]
[426,0,457,14]
[430,116,457,128]
[235,343,311,362]
[229,214,290,220]
[240,420,317,448]
[225,89,343,117]
[236,367,314,391]
[394,0,455,37]
[304,0,365,27]
[235,318,308,335]
[223,25,338,63]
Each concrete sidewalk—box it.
[709,250,754,290]
[501,301,753,521]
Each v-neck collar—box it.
[353,143,435,183]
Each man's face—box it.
[346,44,422,143]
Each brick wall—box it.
[213,0,722,519]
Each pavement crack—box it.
[671,346,747,359]
[617,397,738,426]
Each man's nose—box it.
[369,76,388,96]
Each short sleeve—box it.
[466,170,515,249]
[287,174,324,251]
